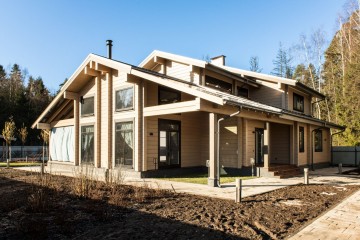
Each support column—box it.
[208,113,218,187]
[95,76,101,168]
[74,98,80,166]
[293,122,299,166]
[107,71,113,169]
[263,122,270,169]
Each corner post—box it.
[208,113,218,187]
[263,121,270,169]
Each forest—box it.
[1,2,359,146]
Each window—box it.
[159,86,181,105]
[81,125,94,164]
[205,76,232,93]
[81,97,94,116]
[293,93,304,112]
[237,86,249,98]
[299,126,304,152]
[115,122,133,166]
[115,87,133,111]
[314,130,323,152]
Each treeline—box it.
[0,64,53,145]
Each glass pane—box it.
[159,87,181,105]
[81,126,94,164]
[169,132,179,165]
[115,122,133,166]
[116,88,133,110]
[81,97,94,116]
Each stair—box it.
[257,164,302,178]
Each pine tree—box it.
[272,42,293,78]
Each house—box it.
[32,41,344,186]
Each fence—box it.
[332,146,360,166]
[0,145,46,161]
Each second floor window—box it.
[205,76,232,94]
[81,97,94,116]
[159,86,181,105]
[293,93,304,112]
[237,87,249,98]
[116,87,134,111]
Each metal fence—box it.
[0,145,45,161]
[332,146,360,166]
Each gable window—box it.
[116,87,134,111]
[81,125,94,165]
[293,93,304,112]
[115,121,133,166]
[299,126,304,152]
[237,86,249,98]
[159,86,181,105]
[205,76,232,93]
[314,130,323,152]
[81,97,94,116]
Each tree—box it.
[2,116,16,162]
[40,129,50,164]
[271,42,293,78]
[249,56,262,72]
[18,123,28,158]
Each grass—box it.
[0,162,41,168]
[158,173,255,185]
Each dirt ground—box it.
[0,169,359,240]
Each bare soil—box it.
[0,168,359,240]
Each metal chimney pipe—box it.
[106,40,113,59]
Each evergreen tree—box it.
[271,42,293,78]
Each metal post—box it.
[304,168,309,185]
[235,178,242,203]
[41,163,45,175]
[250,158,255,177]
[338,163,342,174]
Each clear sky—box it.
[0,0,346,93]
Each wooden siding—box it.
[244,119,264,167]
[250,84,283,108]
[219,117,239,168]
[166,61,191,82]
[270,123,290,164]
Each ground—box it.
[0,168,359,240]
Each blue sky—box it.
[0,0,346,93]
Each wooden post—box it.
[208,113,218,187]
[235,178,242,203]
[74,98,80,166]
[304,168,309,185]
[263,122,270,169]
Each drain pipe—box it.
[217,107,241,187]
[330,128,345,166]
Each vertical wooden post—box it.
[304,168,309,185]
[96,75,101,168]
[74,98,80,166]
[235,178,242,203]
[263,122,270,169]
[208,113,218,187]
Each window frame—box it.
[80,125,95,165]
[205,75,233,94]
[80,96,95,117]
[114,121,134,167]
[314,130,323,152]
[293,93,305,112]
[158,86,181,105]
[299,126,304,153]
[115,86,134,112]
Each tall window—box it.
[116,87,134,111]
[81,97,94,116]
[115,122,133,166]
[237,86,249,98]
[293,93,304,112]
[81,125,94,164]
[314,130,323,152]
[205,76,232,93]
[159,86,181,105]
[299,126,304,152]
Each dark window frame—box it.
[158,86,181,105]
[314,130,323,152]
[80,125,94,165]
[80,96,95,117]
[205,75,233,94]
[115,121,134,166]
[115,87,134,111]
[299,126,304,152]
[293,93,305,112]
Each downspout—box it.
[217,106,241,187]
[330,128,345,166]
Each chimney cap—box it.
[106,39,113,45]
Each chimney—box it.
[210,55,226,66]
[106,40,113,59]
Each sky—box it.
[0,0,347,93]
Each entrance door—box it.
[255,128,264,164]
[158,120,180,168]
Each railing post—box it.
[235,178,242,203]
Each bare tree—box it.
[249,56,263,72]
[2,116,16,163]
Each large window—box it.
[115,122,133,166]
[314,130,323,152]
[81,97,94,116]
[293,93,304,112]
[299,126,304,152]
[159,86,181,105]
[237,86,249,98]
[205,76,232,93]
[81,125,94,164]
[116,87,134,111]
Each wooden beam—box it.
[48,100,72,123]
[95,63,111,73]
[144,99,200,117]
[37,123,51,130]
[84,66,100,77]
[154,56,165,65]
[64,91,79,100]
